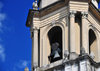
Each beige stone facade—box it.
[26,0,100,71]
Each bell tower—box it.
[26,0,100,71]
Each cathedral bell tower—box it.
[26,0,100,71]
[27,0,66,70]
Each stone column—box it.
[31,27,39,70]
[81,12,89,54]
[70,11,76,53]
[69,11,78,60]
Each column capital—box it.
[30,27,39,32]
[33,27,39,31]
[70,10,77,17]
[81,11,88,19]
[30,27,39,38]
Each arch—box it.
[41,22,65,66]
[89,29,98,61]
[48,26,62,46]
[43,22,65,35]
[48,26,62,63]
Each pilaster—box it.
[31,27,39,70]
[81,11,89,54]
[69,10,76,53]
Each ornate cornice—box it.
[89,2,100,22]
[26,0,100,27]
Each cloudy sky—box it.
[0,0,100,71]
[0,0,35,71]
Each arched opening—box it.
[89,29,98,61]
[48,26,62,63]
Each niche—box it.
[48,26,62,63]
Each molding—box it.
[89,2,100,22]
[30,26,39,32]
[70,10,77,17]
[89,24,100,33]
[38,55,100,71]
[26,0,100,27]
[70,0,88,2]
[81,11,88,19]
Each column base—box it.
[33,63,38,71]
[33,67,39,71]
[69,52,79,60]
[80,47,88,56]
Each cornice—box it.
[89,1,100,22]
[26,0,100,27]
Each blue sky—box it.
[0,0,35,71]
[99,1,100,8]
[0,0,100,71]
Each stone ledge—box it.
[38,55,100,71]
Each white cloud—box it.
[0,44,5,62]
[0,13,6,33]
[0,22,2,27]
[0,2,7,63]
[0,2,3,11]
[0,2,5,62]
[13,60,31,71]
[21,61,29,67]
[0,22,3,32]
[17,60,29,68]
[0,13,6,21]
[0,2,6,33]
[0,13,6,32]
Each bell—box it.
[49,42,61,62]
[53,51,60,58]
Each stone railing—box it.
[38,55,100,71]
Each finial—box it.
[24,67,29,71]
[32,0,38,10]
